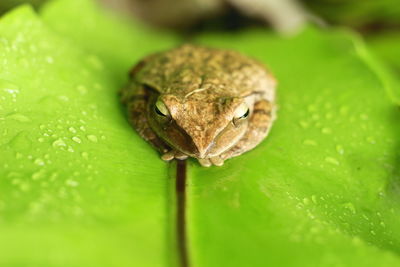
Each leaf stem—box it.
[176,160,189,267]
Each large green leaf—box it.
[0,4,176,266]
[188,29,400,266]
[1,0,400,266]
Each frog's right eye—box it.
[155,100,170,117]
[234,103,250,119]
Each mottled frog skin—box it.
[121,44,276,167]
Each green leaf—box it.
[187,29,400,266]
[1,0,400,266]
[0,0,46,15]
[0,4,176,266]
[41,0,177,85]
[304,0,400,27]
[367,33,400,75]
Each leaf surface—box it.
[187,29,400,266]
[1,1,400,266]
[0,4,176,266]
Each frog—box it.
[120,44,276,167]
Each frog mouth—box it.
[153,116,246,159]
[161,128,214,159]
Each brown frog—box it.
[121,44,276,167]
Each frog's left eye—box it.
[234,103,250,120]
[155,100,170,117]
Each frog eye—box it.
[234,103,250,119]
[155,100,170,117]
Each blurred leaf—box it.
[0,0,46,14]
[304,0,400,28]
[1,0,400,266]
[367,32,400,75]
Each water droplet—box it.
[46,56,54,64]
[34,158,45,166]
[81,152,89,159]
[311,114,320,121]
[303,198,310,205]
[311,195,317,204]
[32,170,45,180]
[68,127,77,133]
[87,135,98,143]
[370,230,376,236]
[88,104,97,110]
[321,127,332,134]
[366,137,376,144]
[342,202,356,214]
[58,95,69,102]
[49,172,58,182]
[87,55,104,70]
[0,80,20,97]
[29,44,38,52]
[15,152,23,159]
[325,157,339,165]
[65,179,79,187]
[336,145,344,155]
[67,146,74,152]
[325,112,333,119]
[38,137,45,142]
[299,120,309,128]
[296,203,304,209]
[19,183,30,192]
[52,138,66,148]
[80,126,86,132]
[76,85,88,95]
[72,136,81,143]
[303,139,317,146]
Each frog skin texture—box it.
[121,44,276,167]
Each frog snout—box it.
[193,140,213,159]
